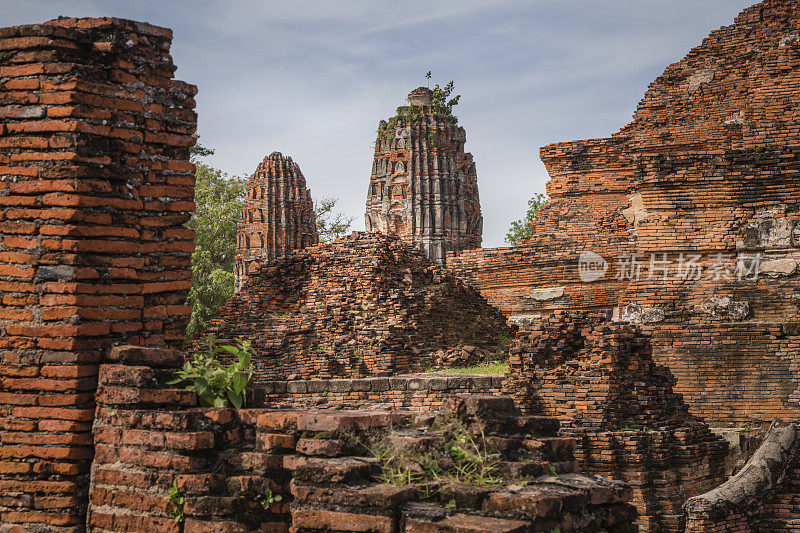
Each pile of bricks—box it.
[235,151,317,291]
[204,232,514,380]
[505,312,728,532]
[448,0,800,426]
[0,18,196,529]
[366,87,483,264]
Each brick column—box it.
[0,17,196,530]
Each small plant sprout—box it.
[255,488,282,508]
[167,480,185,524]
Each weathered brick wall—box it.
[366,87,482,264]
[505,312,728,533]
[0,18,196,530]
[234,151,317,291]
[205,232,514,380]
[252,374,504,410]
[450,0,800,425]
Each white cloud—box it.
[2,0,757,245]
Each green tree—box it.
[315,197,354,243]
[185,141,247,339]
[505,193,549,246]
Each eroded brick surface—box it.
[505,312,728,532]
[448,0,800,426]
[366,87,482,264]
[0,17,196,530]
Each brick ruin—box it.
[449,0,800,426]
[206,232,514,380]
[88,353,638,532]
[234,151,317,291]
[505,312,728,532]
[2,3,800,533]
[0,17,196,530]
[365,87,482,264]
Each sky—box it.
[3,0,756,246]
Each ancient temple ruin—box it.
[365,87,482,264]
[234,152,317,291]
[4,2,800,532]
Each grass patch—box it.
[427,361,508,375]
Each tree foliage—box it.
[185,141,247,339]
[505,193,549,246]
[315,197,354,243]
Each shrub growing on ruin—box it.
[377,73,461,142]
[167,336,254,408]
[505,193,548,246]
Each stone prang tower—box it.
[365,87,482,264]
[235,152,318,291]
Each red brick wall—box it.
[0,18,196,529]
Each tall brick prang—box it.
[366,87,482,264]
[0,17,196,530]
[235,151,317,291]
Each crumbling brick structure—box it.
[451,0,800,425]
[505,312,728,533]
[89,351,638,532]
[206,232,514,380]
[234,151,317,291]
[366,87,482,264]
[0,17,196,529]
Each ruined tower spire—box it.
[365,87,482,264]
[235,152,318,291]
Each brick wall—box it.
[0,18,196,529]
[205,232,514,380]
[251,374,504,410]
[449,0,800,425]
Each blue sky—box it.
[3,1,755,246]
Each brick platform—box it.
[89,349,637,532]
[251,374,504,410]
[0,17,196,530]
